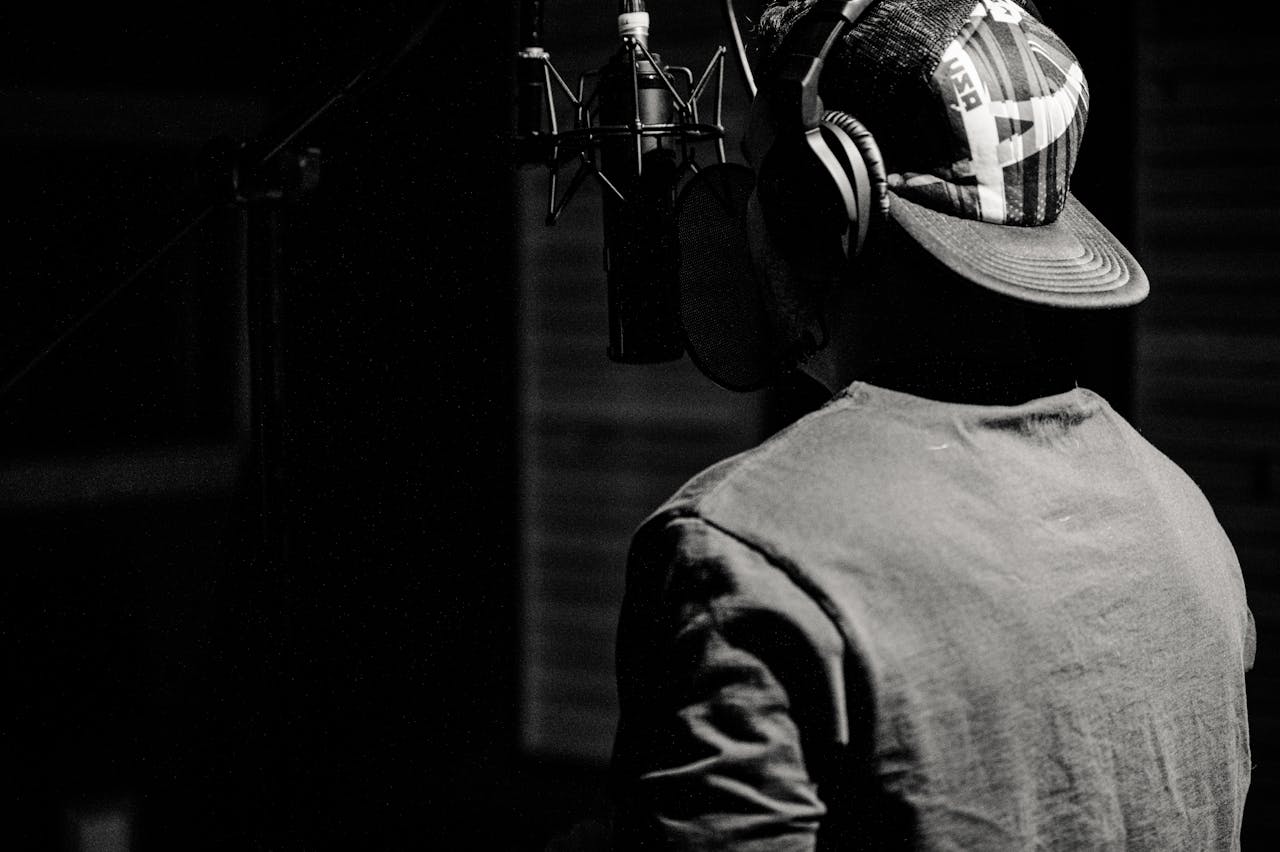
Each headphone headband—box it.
[774,0,876,122]
[745,0,878,162]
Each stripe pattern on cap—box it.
[893,0,1088,226]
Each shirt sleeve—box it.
[609,513,850,851]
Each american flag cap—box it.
[771,0,1150,307]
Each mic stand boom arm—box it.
[0,2,456,567]
[0,1,456,408]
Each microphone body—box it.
[597,20,683,363]
[515,0,550,163]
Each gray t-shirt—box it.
[611,383,1254,850]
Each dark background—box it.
[0,1,1274,850]
[1,2,523,849]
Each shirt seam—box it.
[658,508,879,750]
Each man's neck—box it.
[800,292,1078,406]
[843,353,1077,406]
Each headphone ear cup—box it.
[755,129,852,286]
[754,110,890,285]
[819,109,890,259]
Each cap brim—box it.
[887,190,1149,309]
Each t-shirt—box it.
[610,382,1255,850]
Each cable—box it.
[722,0,758,98]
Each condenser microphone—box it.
[514,0,729,364]
[597,0,683,363]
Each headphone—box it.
[744,0,890,289]
[675,0,888,391]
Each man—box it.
[607,0,1255,848]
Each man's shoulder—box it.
[636,387,913,547]
[630,383,1219,575]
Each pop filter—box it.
[676,162,787,392]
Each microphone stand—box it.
[0,2,455,571]
[235,160,304,569]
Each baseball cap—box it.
[768,0,1149,308]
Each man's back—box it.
[611,384,1253,849]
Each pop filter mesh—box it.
[676,163,784,392]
